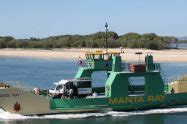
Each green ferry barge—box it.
[0,50,187,115]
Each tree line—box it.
[0,32,178,50]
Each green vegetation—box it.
[0,32,178,50]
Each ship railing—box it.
[166,75,178,84]
[154,63,161,71]
[3,81,34,91]
[122,62,161,72]
[164,75,187,93]
[122,62,146,72]
[167,74,187,84]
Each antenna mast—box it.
[105,22,108,53]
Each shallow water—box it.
[0,57,187,123]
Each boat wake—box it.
[1,107,187,120]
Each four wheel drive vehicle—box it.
[49,79,92,98]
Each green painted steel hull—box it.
[50,98,110,112]
[50,93,187,112]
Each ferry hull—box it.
[1,87,187,115]
[0,88,109,115]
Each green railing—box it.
[154,63,161,71]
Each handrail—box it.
[2,81,35,91]
[167,75,187,84]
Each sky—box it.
[0,0,187,38]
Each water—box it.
[170,43,187,49]
[0,57,187,124]
[2,107,187,124]
[0,57,107,89]
[177,43,187,49]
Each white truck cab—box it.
[49,78,92,98]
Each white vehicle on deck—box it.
[49,78,92,98]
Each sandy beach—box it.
[0,48,187,62]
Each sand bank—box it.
[0,48,187,62]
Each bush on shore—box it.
[0,32,177,50]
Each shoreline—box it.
[0,48,187,63]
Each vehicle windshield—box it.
[50,84,56,90]
[56,85,63,90]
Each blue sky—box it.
[0,0,187,38]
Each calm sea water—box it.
[170,43,187,49]
[178,43,187,49]
[0,56,187,124]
